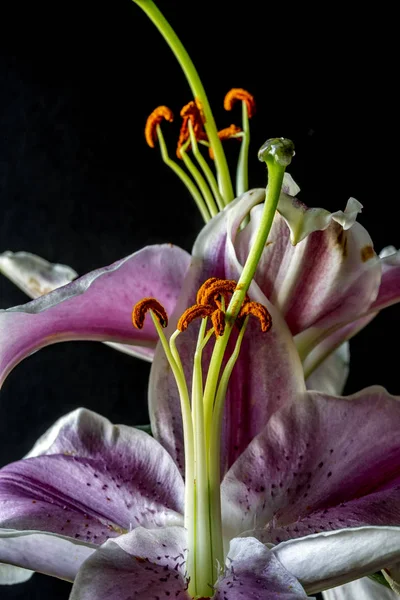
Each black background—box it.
[0,1,398,597]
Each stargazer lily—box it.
[2,1,400,598]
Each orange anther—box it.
[177,304,214,332]
[209,124,243,159]
[199,278,250,309]
[145,106,174,148]
[132,298,168,329]
[238,301,272,333]
[211,308,226,337]
[176,100,207,158]
[224,88,256,118]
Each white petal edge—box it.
[0,251,78,298]
[0,563,34,585]
[306,342,350,395]
[272,526,400,594]
[277,193,363,245]
[0,529,96,581]
[322,576,398,599]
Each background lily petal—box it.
[272,526,400,594]
[0,245,191,387]
[0,529,96,581]
[305,342,349,394]
[322,576,398,599]
[0,251,78,298]
[0,563,33,584]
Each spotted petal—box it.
[222,387,400,543]
[0,409,184,577]
[70,527,311,599]
[0,245,191,386]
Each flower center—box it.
[132,278,272,597]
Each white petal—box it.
[0,563,34,585]
[306,342,350,394]
[272,526,400,594]
[322,577,398,599]
[0,251,77,298]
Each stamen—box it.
[209,124,242,160]
[177,304,214,332]
[132,298,168,329]
[198,278,249,309]
[177,100,207,158]
[145,106,174,148]
[238,301,272,332]
[211,308,226,337]
[224,88,256,118]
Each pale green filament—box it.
[192,319,213,596]
[187,120,225,212]
[156,125,211,223]
[236,101,250,197]
[180,131,219,219]
[149,315,196,592]
[208,317,249,578]
[133,0,234,204]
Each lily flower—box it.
[1,2,400,598]
[1,140,400,599]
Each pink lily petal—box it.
[0,529,95,581]
[371,246,400,310]
[0,250,159,363]
[214,536,311,599]
[0,409,184,577]
[272,526,400,594]
[69,526,191,599]
[198,185,381,356]
[322,576,397,599]
[70,527,311,599]
[0,245,191,386]
[221,386,400,543]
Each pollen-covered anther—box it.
[198,278,249,309]
[132,298,168,329]
[238,301,272,333]
[209,124,243,159]
[224,88,256,118]
[145,106,174,148]
[211,308,226,337]
[176,100,207,158]
[177,304,214,332]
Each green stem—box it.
[203,151,290,434]
[133,0,234,205]
[156,126,210,223]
